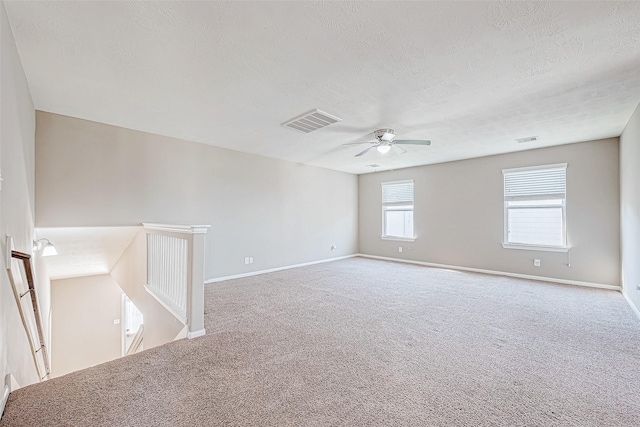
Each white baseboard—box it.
[204,252,620,291]
[622,290,640,321]
[205,254,359,284]
[186,329,206,339]
[1,374,11,421]
[357,254,621,291]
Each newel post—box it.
[187,225,210,339]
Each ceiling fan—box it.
[344,129,431,157]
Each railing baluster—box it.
[143,224,209,338]
[146,232,189,320]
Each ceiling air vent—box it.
[515,136,538,143]
[282,109,342,133]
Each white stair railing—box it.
[143,223,210,339]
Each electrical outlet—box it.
[249,257,253,264]
[331,245,336,251]
[398,246,403,253]
[113,319,120,325]
[244,257,250,265]
[534,259,541,267]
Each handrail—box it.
[6,254,43,380]
[11,250,51,380]
[126,324,144,356]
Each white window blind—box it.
[503,164,567,249]
[382,181,414,205]
[504,165,566,200]
[382,180,414,239]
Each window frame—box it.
[501,163,569,252]
[381,180,415,242]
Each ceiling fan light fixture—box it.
[381,132,395,142]
[353,128,430,157]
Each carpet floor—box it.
[2,257,640,426]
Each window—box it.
[502,163,568,251]
[382,180,414,240]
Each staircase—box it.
[1,223,210,422]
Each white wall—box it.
[35,111,359,280]
[0,1,42,388]
[50,274,123,378]
[359,138,620,287]
[620,102,640,314]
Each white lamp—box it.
[33,238,58,257]
[376,144,391,154]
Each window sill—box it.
[381,236,416,242]
[501,243,569,253]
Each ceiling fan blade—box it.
[392,144,407,154]
[355,146,376,157]
[342,140,376,146]
[394,139,431,146]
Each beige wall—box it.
[620,102,640,312]
[0,1,42,388]
[359,138,620,286]
[35,111,359,280]
[110,229,184,349]
[50,229,186,377]
[50,275,123,378]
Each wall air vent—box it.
[282,109,342,133]
[515,136,538,143]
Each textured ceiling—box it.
[37,227,140,280]
[5,1,640,174]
